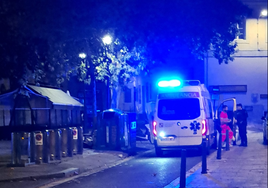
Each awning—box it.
[27,85,83,107]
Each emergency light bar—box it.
[157,79,181,87]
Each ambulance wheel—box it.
[155,146,163,157]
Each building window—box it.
[236,19,246,40]
[124,87,131,103]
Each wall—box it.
[206,17,268,125]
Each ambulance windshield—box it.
[158,98,200,120]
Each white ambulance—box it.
[152,80,216,156]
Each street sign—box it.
[35,132,43,145]
[72,127,78,140]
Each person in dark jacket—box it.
[234,104,248,147]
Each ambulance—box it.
[152,79,216,156]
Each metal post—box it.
[180,149,186,188]
[226,129,230,151]
[201,140,207,174]
[217,133,222,160]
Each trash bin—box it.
[71,127,78,155]
[77,126,83,155]
[127,113,136,155]
[34,131,43,164]
[11,132,21,165]
[102,109,126,150]
[20,132,30,164]
[49,129,56,160]
[42,130,50,163]
[55,129,62,160]
[61,128,68,157]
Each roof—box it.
[27,85,83,107]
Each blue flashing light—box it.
[169,80,181,87]
[158,81,169,87]
[157,79,181,88]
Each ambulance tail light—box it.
[153,121,157,136]
[202,120,207,136]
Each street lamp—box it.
[102,35,112,109]
[79,53,87,59]
[102,35,112,45]
[79,52,89,132]
[260,9,267,17]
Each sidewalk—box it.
[166,128,267,188]
[0,139,154,182]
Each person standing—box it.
[234,104,248,147]
[220,105,234,146]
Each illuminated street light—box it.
[102,35,112,45]
[79,53,87,59]
[261,10,267,17]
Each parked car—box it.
[261,111,267,145]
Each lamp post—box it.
[79,53,88,132]
[102,35,112,109]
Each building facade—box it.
[205,2,267,125]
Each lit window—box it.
[236,19,246,40]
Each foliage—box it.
[0,0,251,89]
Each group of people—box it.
[220,103,248,147]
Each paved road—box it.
[53,149,212,188]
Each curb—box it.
[0,148,154,184]
[0,168,79,183]
[164,149,218,188]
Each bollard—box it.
[226,129,230,151]
[61,128,68,157]
[55,129,62,160]
[67,127,73,157]
[72,127,78,155]
[42,130,50,163]
[49,129,56,160]
[11,132,21,165]
[201,139,207,174]
[180,149,186,188]
[77,126,83,155]
[35,131,43,164]
[217,133,222,160]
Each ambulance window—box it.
[158,98,200,120]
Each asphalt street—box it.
[52,149,210,188]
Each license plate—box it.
[161,137,175,141]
